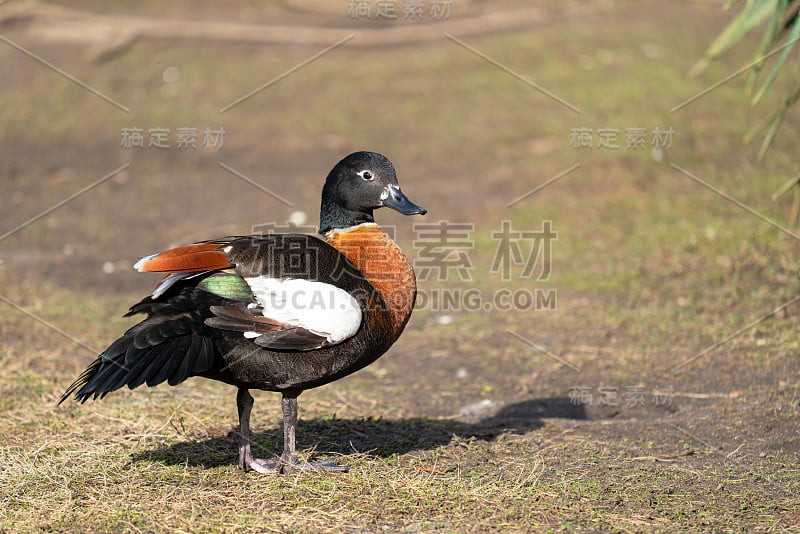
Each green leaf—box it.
[751,10,800,105]
[709,0,776,58]
[746,0,788,94]
[771,172,800,200]
[700,1,800,160]
[757,76,800,159]
[689,0,777,78]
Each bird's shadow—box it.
[130,397,586,469]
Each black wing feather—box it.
[194,336,215,375]
[127,342,171,390]
[59,283,229,405]
[146,336,189,388]
[170,335,200,386]
[123,345,160,389]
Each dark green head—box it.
[319,151,426,234]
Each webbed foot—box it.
[243,454,348,474]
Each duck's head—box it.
[319,151,427,234]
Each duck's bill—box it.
[381,185,427,215]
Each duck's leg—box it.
[237,388,281,474]
[278,393,349,473]
[236,388,347,474]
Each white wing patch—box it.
[244,277,362,345]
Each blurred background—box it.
[1,1,799,531]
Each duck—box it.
[59,151,426,474]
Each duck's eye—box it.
[358,170,374,181]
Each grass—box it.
[1,0,800,532]
[2,383,797,532]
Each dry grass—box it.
[2,1,800,532]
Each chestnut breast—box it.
[326,223,417,342]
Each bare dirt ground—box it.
[1,1,799,532]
